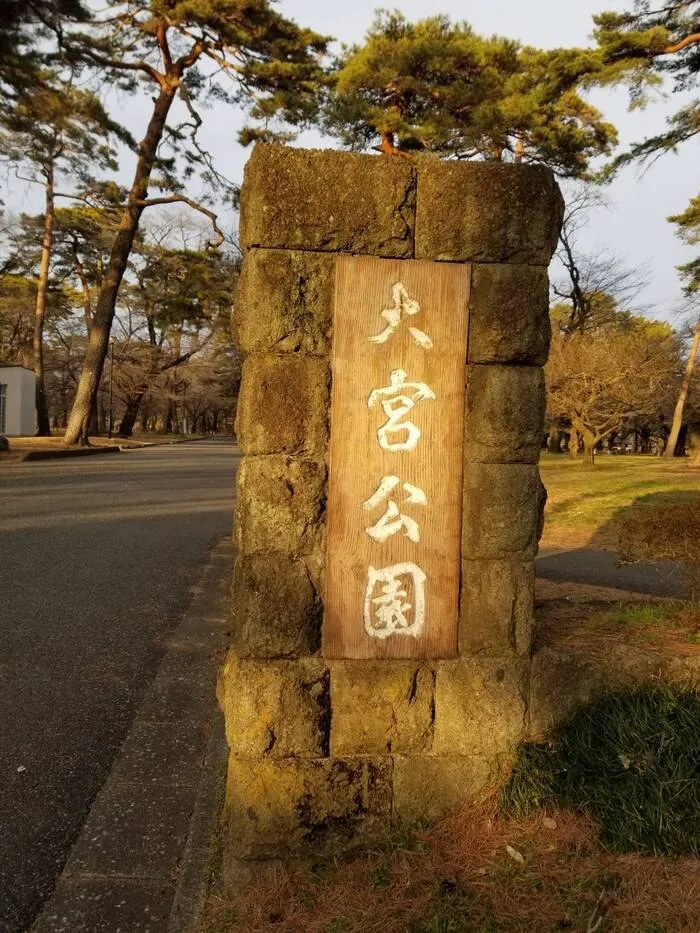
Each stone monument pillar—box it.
[218,144,563,889]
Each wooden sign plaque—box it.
[324,256,470,659]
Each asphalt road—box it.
[0,440,238,933]
[537,547,689,598]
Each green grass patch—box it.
[539,454,700,546]
[502,683,700,855]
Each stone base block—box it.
[433,657,527,757]
[224,756,392,859]
[462,463,546,559]
[392,755,493,824]
[329,662,435,755]
[460,560,535,656]
[235,249,334,356]
[219,656,329,758]
[236,355,329,457]
[464,365,545,464]
[235,456,326,557]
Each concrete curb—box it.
[11,436,226,462]
[32,537,233,933]
[20,446,122,462]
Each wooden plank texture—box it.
[324,256,470,659]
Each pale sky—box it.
[4,0,698,323]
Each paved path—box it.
[537,547,689,599]
[0,441,239,933]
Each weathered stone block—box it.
[224,756,392,859]
[468,264,551,365]
[330,662,434,755]
[432,657,527,757]
[393,755,492,824]
[460,560,535,656]
[235,356,330,458]
[464,365,545,464]
[240,145,416,257]
[230,554,320,658]
[219,656,328,758]
[235,249,334,356]
[415,161,563,264]
[235,456,326,556]
[462,463,546,559]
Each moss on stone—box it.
[235,249,334,356]
[460,560,535,656]
[329,662,435,756]
[235,355,330,458]
[468,263,551,365]
[416,160,564,264]
[432,657,528,757]
[224,756,393,859]
[464,365,545,464]
[220,656,329,758]
[240,144,416,257]
[230,554,321,658]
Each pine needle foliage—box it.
[669,194,700,295]
[502,683,700,855]
[594,1,700,163]
[325,12,616,178]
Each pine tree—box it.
[669,195,700,296]
[594,1,700,163]
[1,79,124,434]
[0,1,88,100]
[324,12,616,178]
[665,196,700,456]
[59,1,327,445]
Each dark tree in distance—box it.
[552,186,649,336]
[116,240,238,437]
[60,1,328,445]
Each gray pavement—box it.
[0,441,239,933]
[537,547,689,598]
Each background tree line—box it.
[0,0,697,452]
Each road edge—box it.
[31,536,233,933]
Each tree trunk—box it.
[164,400,175,435]
[689,424,700,464]
[117,390,146,437]
[33,163,55,436]
[63,84,178,445]
[582,430,598,466]
[568,429,580,459]
[665,321,700,458]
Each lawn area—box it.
[539,454,700,549]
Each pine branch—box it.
[133,195,224,248]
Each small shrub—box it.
[502,683,700,855]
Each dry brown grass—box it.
[618,498,700,596]
[207,799,700,933]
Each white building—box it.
[0,363,36,436]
